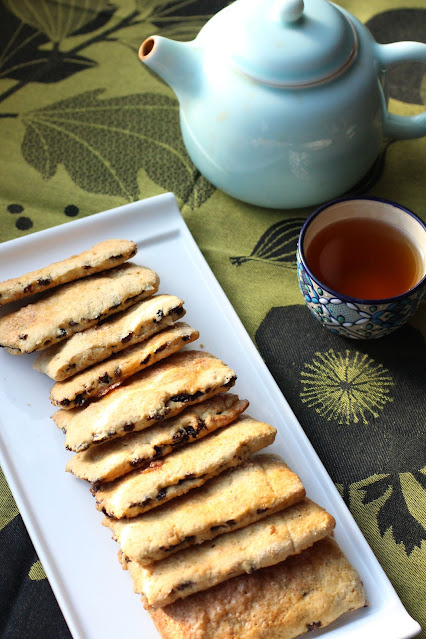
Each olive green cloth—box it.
[0,1,425,638]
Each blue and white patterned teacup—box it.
[297,197,426,339]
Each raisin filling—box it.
[129,497,151,509]
[170,306,184,318]
[153,309,164,324]
[197,418,207,431]
[127,420,204,473]
[129,456,149,469]
[223,375,237,389]
[74,393,85,407]
[129,473,205,511]
[210,519,236,532]
[176,581,194,592]
[169,390,204,403]
[91,429,116,447]
[210,524,226,532]
[154,342,169,354]
[171,422,200,446]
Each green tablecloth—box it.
[0,0,425,637]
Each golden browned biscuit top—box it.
[0,239,137,305]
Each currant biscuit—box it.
[149,536,367,639]
[0,239,137,306]
[103,454,305,565]
[66,394,249,484]
[54,351,236,452]
[34,294,184,380]
[93,415,276,518]
[128,498,335,608]
[50,322,198,409]
[0,263,159,354]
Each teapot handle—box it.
[375,41,426,140]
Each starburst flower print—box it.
[300,349,394,425]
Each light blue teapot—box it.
[139,0,426,209]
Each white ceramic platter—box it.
[0,193,420,639]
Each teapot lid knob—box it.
[219,0,358,87]
[276,0,304,23]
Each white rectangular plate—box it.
[0,193,420,639]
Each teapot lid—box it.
[222,0,358,87]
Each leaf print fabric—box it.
[29,560,46,581]
[0,0,222,237]
[0,0,114,83]
[0,467,19,532]
[230,218,305,268]
[361,472,426,555]
[21,90,214,204]
[4,0,113,42]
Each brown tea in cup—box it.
[305,215,423,300]
[297,197,426,339]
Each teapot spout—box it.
[139,36,199,101]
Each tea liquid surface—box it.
[305,217,422,300]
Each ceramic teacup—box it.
[296,197,426,339]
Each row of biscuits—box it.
[0,239,367,639]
